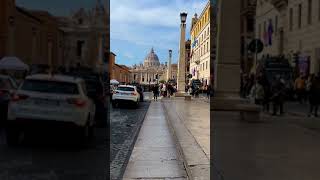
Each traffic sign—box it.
[248,39,264,53]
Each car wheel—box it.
[77,122,90,146]
[5,127,21,146]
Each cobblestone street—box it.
[110,98,151,180]
[0,125,108,180]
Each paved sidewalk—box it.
[123,101,187,179]
[163,98,210,180]
[213,111,320,180]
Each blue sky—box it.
[110,0,208,67]
[16,0,101,16]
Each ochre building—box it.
[190,1,211,85]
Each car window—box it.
[0,78,13,89]
[21,80,79,94]
[117,86,135,91]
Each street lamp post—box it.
[177,12,187,95]
[8,16,15,55]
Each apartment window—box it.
[308,0,312,24]
[241,19,244,33]
[263,21,266,36]
[258,24,261,39]
[275,15,278,34]
[77,40,84,57]
[319,0,320,21]
[207,42,209,52]
[289,8,293,31]
[298,4,302,28]
[206,61,208,69]
[204,44,206,53]
[247,18,254,32]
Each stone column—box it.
[212,0,260,119]
[214,0,241,99]
[177,13,187,94]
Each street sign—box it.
[248,39,264,53]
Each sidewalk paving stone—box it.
[162,98,210,180]
[123,101,187,180]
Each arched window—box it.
[78,18,83,25]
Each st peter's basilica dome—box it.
[144,48,160,67]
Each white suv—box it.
[112,85,140,107]
[6,74,96,145]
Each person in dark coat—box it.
[152,84,159,101]
[271,76,286,115]
[206,85,211,99]
[261,74,271,112]
[308,75,320,117]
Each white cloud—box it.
[110,0,208,64]
[111,0,207,28]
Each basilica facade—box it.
[130,48,167,84]
[57,0,107,72]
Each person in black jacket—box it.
[152,84,159,101]
[308,74,320,117]
[271,76,286,116]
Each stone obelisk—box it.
[166,49,172,81]
[177,13,187,95]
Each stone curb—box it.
[162,100,210,180]
[118,102,151,180]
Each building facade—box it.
[109,52,131,83]
[256,0,320,75]
[190,1,211,85]
[162,64,178,81]
[241,0,257,73]
[185,40,191,84]
[57,1,106,72]
[0,0,106,73]
[130,48,166,84]
[0,0,58,66]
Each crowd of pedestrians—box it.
[151,83,177,101]
[242,73,320,117]
[150,82,212,101]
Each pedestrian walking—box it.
[206,85,211,99]
[261,74,271,112]
[152,84,159,101]
[271,76,286,116]
[308,74,320,117]
[250,80,265,105]
[294,74,306,104]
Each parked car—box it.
[6,74,96,145]
[62,72,107,126]
[112,85,140,108]
[0,75,18,126]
